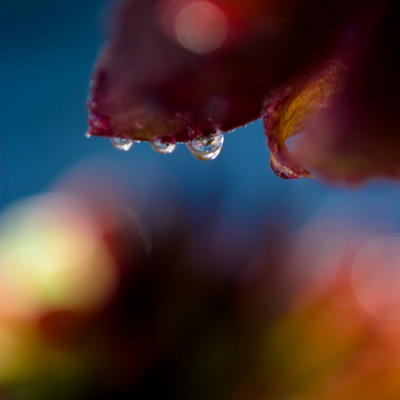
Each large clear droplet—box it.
[187,131,224,161]
[111,137,134,151]
[151,137,176,154]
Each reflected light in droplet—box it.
[187,130,224,160]
[0,194,117,316]
[352,235,400,321]
[175,1,228,54]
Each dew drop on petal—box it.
[187,131,224,161]
[151,137,176,154]
[111,137,134,151]
[85,131,92,138]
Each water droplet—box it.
[111,137,134,151]
[187,131,224,161]
[85,131,92,138]
[151,137,176,154]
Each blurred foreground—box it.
[1,167,400,399]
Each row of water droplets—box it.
[87,130,225,161]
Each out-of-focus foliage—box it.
[2,169,400,399]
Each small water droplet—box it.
[187,131,224,161]
[85,131,92,138]
[151,137,176,154]
[111,137,134,151]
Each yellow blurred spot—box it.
[0,194,117,316]
[174,1,228,54]
[0,324,19,376]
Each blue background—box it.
[1,0,400,230]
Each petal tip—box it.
[270,151,313,180]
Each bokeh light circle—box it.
[352,235,400,321]
[174,1,228,54]
[0,193,117,316]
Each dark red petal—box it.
[87,0,361,143]
[285,2,400,183]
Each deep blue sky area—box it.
[2,0,400,229]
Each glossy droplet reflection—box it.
[111,137,134,151]
[151,138,176,154]
[187,131,224,161]
[84,131,92,138]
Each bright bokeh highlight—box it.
[0,193,117,317]
[174,1,228,53]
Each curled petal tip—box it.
[270,147,313,180]
[264,61,347,180]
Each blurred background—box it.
[2,1,400,399]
